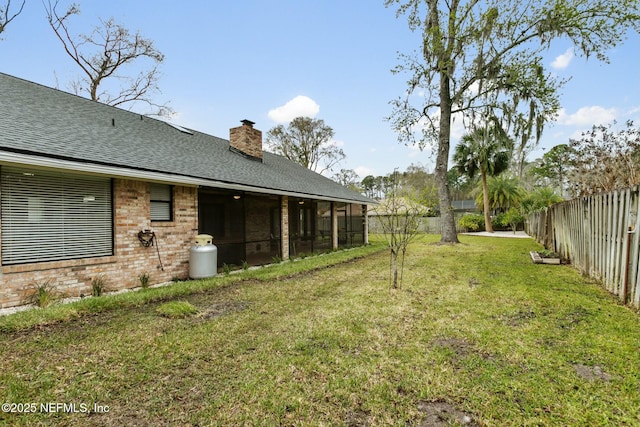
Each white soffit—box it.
[0,151,371,205]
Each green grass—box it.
[0,243,383,333]
[0,235,638,426]
[155,301,199,318]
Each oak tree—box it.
[265,116,345,175]
[332,168,361,191]
[530,144,574,196]
[385,0,640,243]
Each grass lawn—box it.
[0,235,638,426]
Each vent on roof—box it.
[165,121,194,135]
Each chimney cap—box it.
[241,119,255,127]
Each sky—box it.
[1,0,638,180]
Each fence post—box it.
[627,187,639,307]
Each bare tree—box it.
[372,172,421,289]
[567,121,640,196]
[266,116,345,174]
[44,1,171,116]
[0,0,25,35]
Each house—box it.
[0,73,374,308]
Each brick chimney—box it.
[229,119,262,161]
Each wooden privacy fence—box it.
[368,214,467,235]
[526,186,640,309]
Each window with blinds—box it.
[1,166,113,265]
[150,183,173,221]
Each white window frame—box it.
[150,183,173,222]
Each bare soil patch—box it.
[573,364,614,382]
[197,301,247,320]
[417,400,478,426]
[495,308,537,327]
[432,337,494,361]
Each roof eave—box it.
[0,150,375,205]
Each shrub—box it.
[458,214,485,232]
[522,187,563,213]
[91,275,108,297]
[491,212,508,230]
[222,263,232,276]
[26,281,58,308]
[503,207,525,232]
[139,272,150,289]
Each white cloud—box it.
[551,48,574,70]
[557,106,617,126]
[568,129,585,140]
[450,112,466,140]
[466,81,480,98]
[354,166,374,179]
[267,96,320,123]
[627,106,640,118]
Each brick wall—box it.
[229,120,263,160]
[0,178,198,309]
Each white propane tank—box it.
[189,234,217,279]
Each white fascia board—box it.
[0,151,371,205]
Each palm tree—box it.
[454,125,512,232]
[476,175,524,213]
[522,187,563,213]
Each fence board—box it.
[526,185,640,309]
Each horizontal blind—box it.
[1,166,113,265]
[150,183,172,221]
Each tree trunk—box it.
[481,170,494,232]
[391,249,398,288]
[435,70,459,244]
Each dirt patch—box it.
[432,337,494,362]
[557,306,591,329]
[432,338,475,357]
[495,308,537,327]
[417,400,479,426]
[345,408,371,426]
[197,301,247,320]
[573,364,614,382]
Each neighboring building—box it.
[452,199,479,212]
[0,73,373,308]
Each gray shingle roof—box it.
[0,72,373,204]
